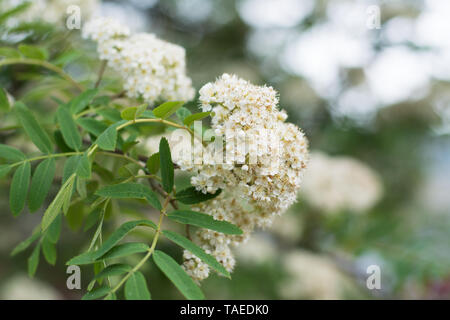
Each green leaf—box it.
[176,187,222,204]
[183,112,211,127]
[42,237,56,265]
[93,220,156,259]
[11,229,40,256]
[97,108,122,122]
[153,101,184,119]
[93,264,131,281]
[28,243,41,278]
[77,177,87,199]
[18,44,48,60]
[76,118,108,137]
[68,220,156,265]
[63,154,91,181]
[10,162,31,216]
[69,88,98,114]
[104,292,117,300]
[0,88,10,111]
[14,102,53,154]
[66,251,97,265]
[121,104,147,120]
[52,49,81,67]
[167,210,243,235]
[163,230,230,278]
[100,243,149,260]
[66,201,85,231]
[41,173,76,231]
[82,286,110,300]
[141,110,156,119]
[28,158,55,212]
[96,124,118,151]
[0,164,12,178]
[62,155,79,183]
[0,47,21,58]
[176,107,192,122]
[56,105,82,150]
[54,130,73,152]
[146,152,160,174]
[125,271,151,300]
[159,137,174,193]
[83,207,102,231]
[77,153,91,179]
[0,144,26,162]
[46,214,62,244]
[96,183,162,210]
[152,250,204,300]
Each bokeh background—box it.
[1,0,450,299]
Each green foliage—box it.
[183,112,211,127]
[77,118,108,137]
[168,210,243,235]
[100,243,149,260]
[0,88,10,111]
[121,104,147,121]
[82,286,110,300]
[146,152,160,174]
[125,271,151,300]
[153,101,184,119]
[27,242,40,278]
[67,220,156,265]
[95,122,124,151]
[176,187,222,204]
[0,38,242,301]
[10,162,31,216]
[11,229,40,256]
[93,264,131,282]
[28,158,55,212]
[176,107,192,122]
[0,144,26,162]
[69,88,98,114]
[56,105,82,150]
[159,137,174,193]
[0,47,21,58]
[153,250,204,300]
[41,173,76,231]
[163,230,230,278]
[18,44,48,60]
[42,237,57,265]
[14,102,53,154]
[95,183,161,210]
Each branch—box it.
[0,58,84,91]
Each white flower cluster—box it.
[302,152,383,213]
[83,17,195,105]
[179,74,309,281]
[2,0,98,25]
[279,250,353,300]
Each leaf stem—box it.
[105,204,167,298]
[94,60,107,89]
[0,58,84,91]
[10,151,82,168]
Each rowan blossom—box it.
[279,250,354,300]
[83,17,195,105]
[302,152,383,213]
[179,74,309,281]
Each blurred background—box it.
[1,0,450,299]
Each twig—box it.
[0,58,84,91]
[94,60,107,89]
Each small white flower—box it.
[83,17,195,105]
[181,74,309,281]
